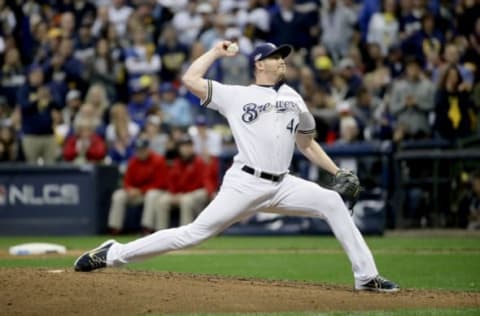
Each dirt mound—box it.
[1,268,478,315]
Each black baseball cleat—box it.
[74,239,115,272]
[355,275,400,292]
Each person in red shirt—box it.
[154,135,217,230]
[107,137,169,234]
[63,117,107,164]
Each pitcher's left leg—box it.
[267,175,378,285]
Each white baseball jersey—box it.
[201,80,314,174]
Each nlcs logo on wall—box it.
[0,184,80,206]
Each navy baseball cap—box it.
[250,43,293,65]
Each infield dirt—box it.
[1,268,479,315]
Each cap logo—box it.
[254,53,262,61]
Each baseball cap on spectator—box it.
[134,137,150,149]
[197,2,213,14]
[130,76,151,93]
[338,58,355,71]
[66,89,81,102]
[47,28,62,38]
[147,115,161,126]
[250,43,293,65]
[159,82,176,94]
[314,56,333,71]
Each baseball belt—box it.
[241,165,286,182]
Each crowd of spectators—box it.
[0,0,479,168]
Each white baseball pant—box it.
[107,163,379,285]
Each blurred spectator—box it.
[236,0,270,44]
[350,86,391,141]
[397,0,422,44]
[107,125,135,173]
[189,115,222,161]
[404,13,444,68]
[199,13,229,50]
[153,135,216,230]
[390,57,435,142]
[61,0,96,28]
[363,42,385,73]
[60,12,76,39]
[432,43,474,88]
[32,24,61,65]
[91,5,109,38]
[458,170,480,230]
[74,21,96,63]
[106,103,140,146]
[335,110,360,171]
[144,114,169,156]
[309,85,338,142]
[164,126,186,160]
[127,79,154,128]
[298,65,317,105]
[44,38,85,106]
[72,102,104,137]
[336,57,363,99]
[172,1,204,47]
[269,0,316,50]
[331,73,352,105]
[455,0,480,38]
[84,83,110,124]
[157,24,189,83]
[189,115,221,191]
[0,47,25,106]
[385,44,404,79]
[86,38,123,100]
[107,137,169,234]
[128,0,158,39]
[313,54,334,90]
[367,0,399,56]
[56,89,83,142]
[433,65,477,140]
[108,0,133,38]
[158,82,193,128]
[17,66,60,164]
[320,0,357,63]
[0,122,19,162]
[464,17,480,79]
[124,27,161,88]
[63,116,106,164]
[0,0,17,36]
[106,103,139,171]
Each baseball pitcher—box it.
[75,41,399,292]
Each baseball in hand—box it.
[226,43,239,53]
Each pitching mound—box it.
[1,268,479,315]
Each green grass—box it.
[1,235,479,291]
